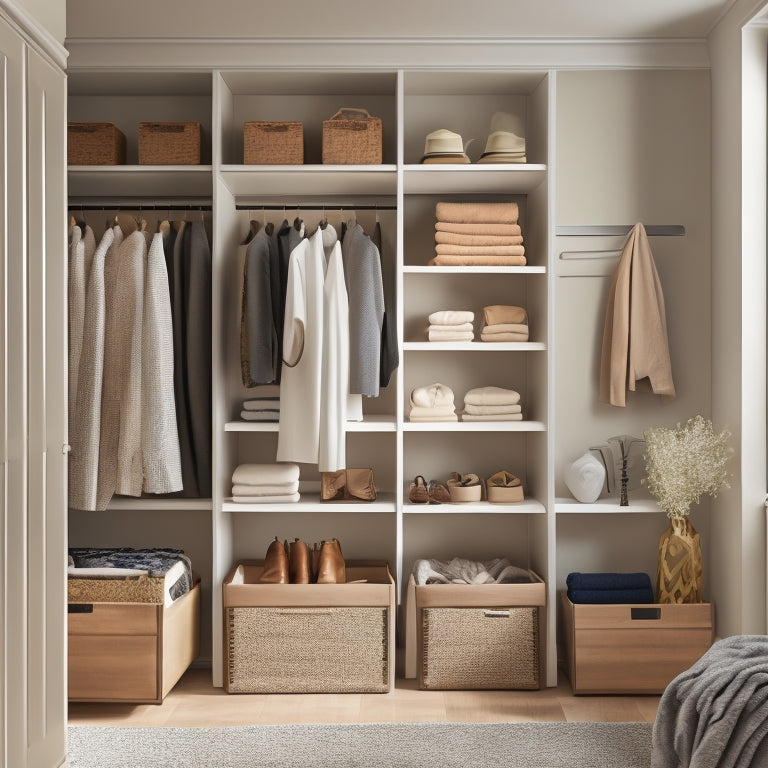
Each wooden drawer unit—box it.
[561,593,713,694]
[68,582,200,704]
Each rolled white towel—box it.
[232,481,300,496]
[564,452,606,503]
[232,462,299,486]
[410,383,455,409]
[428,310,474,326]
[463,386,520,406]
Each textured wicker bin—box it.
[223,560,395,693]
[322,108,382,164]
[67,122,126,165]
[405,571,545,690]
[244,121,303,164]
[138,121,202,165]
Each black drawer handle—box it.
[68,604,93,614]
[631,607,661,620]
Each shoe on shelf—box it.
[317,538,346,584]
[258,536,289,583]
[487,470,524,504]
[427,479,451,504]
[288,538,311,583]
[408,475,429,504]
[446,472,482,503]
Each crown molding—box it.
[65,35,711,72]
[0,0,67,70]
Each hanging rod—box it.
[235,204,397,211]
[556,224,685,237]
[70,203,213,211]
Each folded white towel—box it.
[232,462,300,485]
[461,413,523,421]
[428,330,474,342]
[410,383,455,408]
[408,414,459,422]
[230,493,301,504]
[408,405,457,418]
[463,386,521,406]
[428,310,474,326]
[243,398,280,410]
[240,410,280,421]
[232,481,300,496]
[564,452,606,504]
[427,323,474,333]
[244,384,280,398]
[463,403,522,415]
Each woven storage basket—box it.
[138,121,201,165]
[244,121,303,164]
[67,122,126,165]
[322,108,382,164]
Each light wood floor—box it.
[68,666,660,726]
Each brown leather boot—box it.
[311,542,321,583]
[289,538,310,584]
[258,537,289,583]
[316,538,346,584]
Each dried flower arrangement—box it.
[643,415,732,519]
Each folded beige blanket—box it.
[408,405,456,418]
[429,254,527,266]
[435,231,524,247]
[436,201,519,224]
[435,243,526,257]
[428,323,473,333]
[464,386,520,406]
[408,414,459,422]
[410,383,455,408]
[461,413,523,421]
[436,222,522,236]
[463,403,522,415]
[232,462,300,485]
[232,481,300,496]
[481,332,529,342]
[240,410,280,421]
[482,323,529,335]
[428,330,474,342]
[243,398,280,410]
[244,384,281,399]
[428,310,474,325]
[483,305,527,325]
[230,493,301,504]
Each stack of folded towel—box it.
[481,304,529,342]
[409,382,458,422]
[566,572,655,604]
[461,386,523,421]
[231,462,300,503]
[429,201,526,267]
[241,384,280,422]
[427,310,474,342]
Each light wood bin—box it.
[243,121,303,164]
[138,121,202,165]
[68,581,200,704]
[67,122,126,165]
[560,592,713,694]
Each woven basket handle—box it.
[329,107,372,121]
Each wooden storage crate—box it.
[223,560,395,693]
[244,121,303,164]
[322,108,382,164]
[68,581,200,704]
[405,571,546,690]
[560,592,713,694]
[138,121,202,165]
[67,122,126,165]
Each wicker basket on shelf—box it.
[138,121,202,165]
[243,121,303,164]
[322,108,382,164]
[67,122,126,165]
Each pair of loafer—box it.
[447,470,524,503]
[258,537,346,584]
[408,475,451,504]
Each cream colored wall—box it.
[13,0,64,42]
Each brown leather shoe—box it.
[289,538,311,584]
[317,538,346,584]
[311,542,321,583]
[258,537,289,583]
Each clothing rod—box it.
[234,204,397,211]
[556,225,685,237]
[69,203,213,211]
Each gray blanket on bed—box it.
[652,635,768,768]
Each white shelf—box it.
[403,164,547,194]
[555,497,662,514]
[403,420,546,432]
[99,497,213,511]
[224,415,396,432]
[404,499,546,514]
[403,341,546,351]
[219,164,397,197]
[223,492,397,513]
[68,165,213,199]
[404,265,546,274]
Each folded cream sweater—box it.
[428,310,474,326]
[483,305,527,325]
[464,403,522,415]
[464,386,521,406]
[232,462,300,485]
[410,383,455,408]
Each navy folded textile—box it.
[567,587,654,604]
[565,571,652,592]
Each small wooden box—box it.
[322,108,382,164]
[67,122,126,165]
[243,121,303,164]
[138,121,202,165]
[561,593,713,694]
[68,581,200,704]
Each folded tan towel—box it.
[232,481,300,496]
[436,222,522,236]
[428,323,474,333]
[428,330,474,342]
[244,384,281,398]
[243,398,280,410]
[436,201,519,224]
[483,305,527,325]
[410,383,455,408]
[232,462,300,485]
[461,413,523,421]
[240,410,280,421]
[435,231,524,247]
[463,403,522,415]
[481,332,529,342]
[464,386,520,406]
[428,310,474,325]
[408,405,457,418]
[435,243,526,257]
[481,323,529,335]
[429,254,527,266]
[408,414,459,422]
[230,493,301,503]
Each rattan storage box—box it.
[223,560,395,693]
[67,122,126,165]
[405,571,546,690]
[561,593,713,694]
[138,121,202,165]
[244,121,303,164]
[322,108,382,164]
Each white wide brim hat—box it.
[481,130,526,156]
[421,128,469,162]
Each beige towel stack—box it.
[409,383,458,422]
[231,462,300,503]
[429,202,526,266]
[461,386,524,421]
[481,304,529,342]
[241,384,280,422]
[427,309,474,342]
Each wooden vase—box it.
[656,517,703,604]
